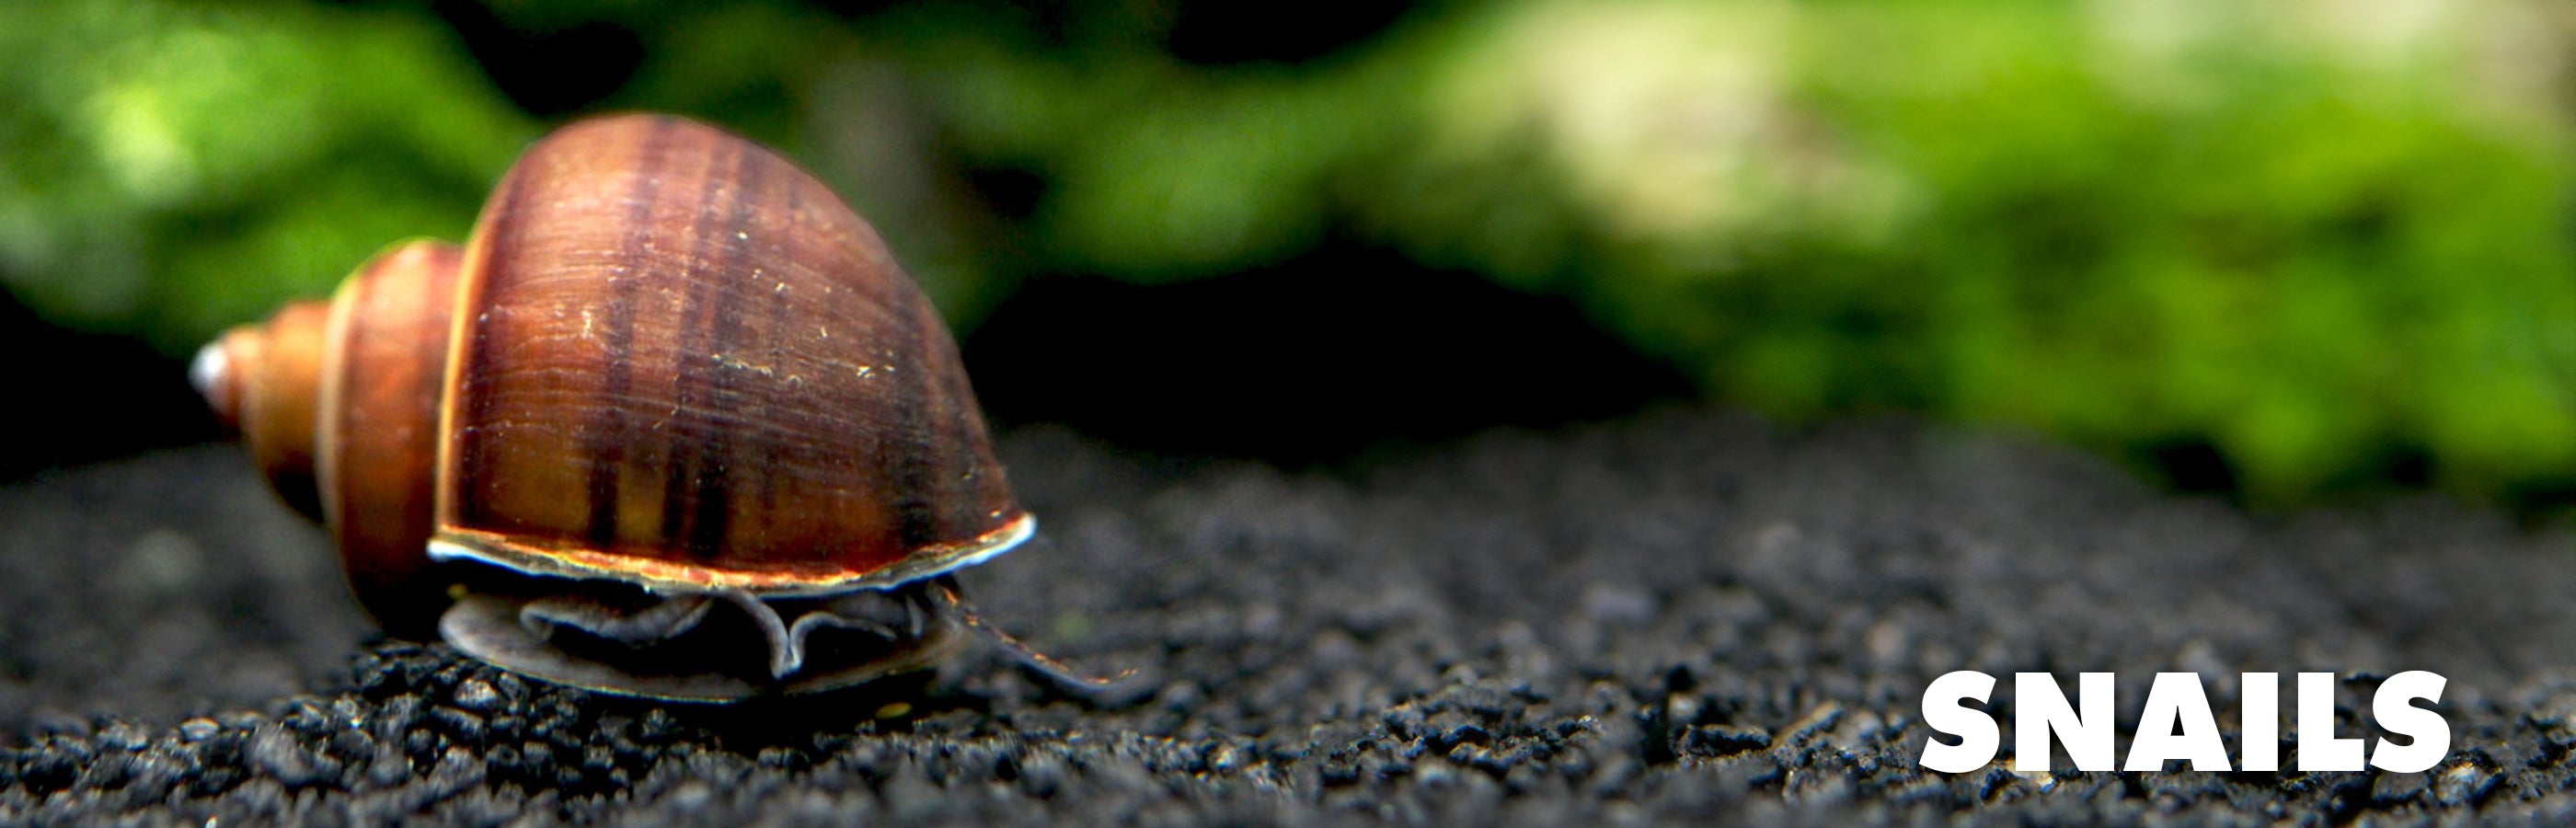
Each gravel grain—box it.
[7,410,2576,824]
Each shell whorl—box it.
[317,240,466,634]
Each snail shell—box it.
[433,114,1027,592]
[196,115,1072,700]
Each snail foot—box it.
[440,581,967,702]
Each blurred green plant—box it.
[0,0,536,353]
[6,0,2576,506]
[886,0,2576,505]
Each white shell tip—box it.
[188,340,228,399]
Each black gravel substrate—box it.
[7,410,2576,824]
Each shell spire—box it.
[196,300,331,519]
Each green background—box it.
[6,0,2575,508]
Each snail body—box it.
[197,115,1103,700]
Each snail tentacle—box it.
[928,577,1149,706]
[716,590,805,679]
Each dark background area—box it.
[0,291,222,480]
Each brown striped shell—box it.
[198,114,1029,633]
[319,240,467,636]
[428,115,1026,597]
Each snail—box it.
[192,114,1122,701]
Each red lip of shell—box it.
[425,511,1035,596]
